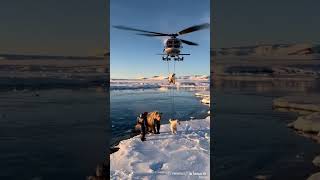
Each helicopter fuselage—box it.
[164,48,180,57]
[162,37,188,61]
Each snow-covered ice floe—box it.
[110,117,210,180]
[201,97,210,105]
[110,82,161,90]
[110,78,209,90]
[161,82,209,88]
[195,91,210,98]
[194,90,210,106]
[273,95,320,135]
[273,95,320,112]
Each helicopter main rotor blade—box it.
[180,39,199,46]
[136,33,170,37]
[178,23,210,35]
[113,25,169,36]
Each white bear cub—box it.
[169,119,180,134]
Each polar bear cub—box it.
[169,119,180,134]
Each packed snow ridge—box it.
[110,117,210,180]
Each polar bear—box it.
[169,119,180,134]
[147,111,162,134]
[134,111,162,134]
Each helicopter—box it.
[113,23,209,61]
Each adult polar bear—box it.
[146,111,162,134]
[135,111,162,134]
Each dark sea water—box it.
[110,87,210,145]
[0,88,107,180]
[213,80,320,180]
[3,79,320,179]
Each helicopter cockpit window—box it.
[166,40,173,48]
[173,41,181,48]
[166,39,181,48]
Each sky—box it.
[214,0,320,48]
[1,0,318,61]
[0,0,107,56]
[110,0,210,79]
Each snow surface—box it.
[110,117,210,180]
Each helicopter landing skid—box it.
[162,56,184,61]
[173,56,184,61]
[162,56,171,61]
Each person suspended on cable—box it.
[168,73,176,84]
